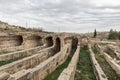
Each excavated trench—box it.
[44,56,71,80]
[0,37,61,75]
[44,38,78,80]
[0,45,23,55]
[0,37,45,66]
[92,47,120,80]
[75,46,96,80]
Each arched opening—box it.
[17,35,23,46]
[45,37,53,47]
[55,37,61,52]
[70,37,78,56]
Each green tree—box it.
[93,29,97,38]
[108,29,120,40]
[118,32,120,40]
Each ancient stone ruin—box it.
[0,21,120,80]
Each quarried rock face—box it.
[0,35,23,48]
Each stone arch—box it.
[17,35,23,46]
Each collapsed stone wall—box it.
[88,44,108,80]
[105,45,120,59]
[103,53,120,75]
[94,44,120,76]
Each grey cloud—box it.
[0,0,120,33]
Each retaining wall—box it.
[0,45,45,61]
[0,45,57,74]
[58,46,80,80]
[0,46,23,54]
[5,44,71,80]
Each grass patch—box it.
[93,48,120,80]
[44,56,71,80]
[75,46,96,80]
[0,57,25,66]
[0,51,13,54]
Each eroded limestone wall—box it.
[29,43,71,80]
[88,44,108,80]
[44,37,53,47]
[0,45,54,73]
[23,36,42,49]
[0,35,23,48]
[58,46,80,80]
[1,43,72,80]
[0,45,45,61]
[0,46,23,54]
[0,37,61,74]
[0,33,75,80]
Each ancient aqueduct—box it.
[0,23,120,80]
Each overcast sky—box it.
[0,0,120,33]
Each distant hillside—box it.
[0,21,45,33]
